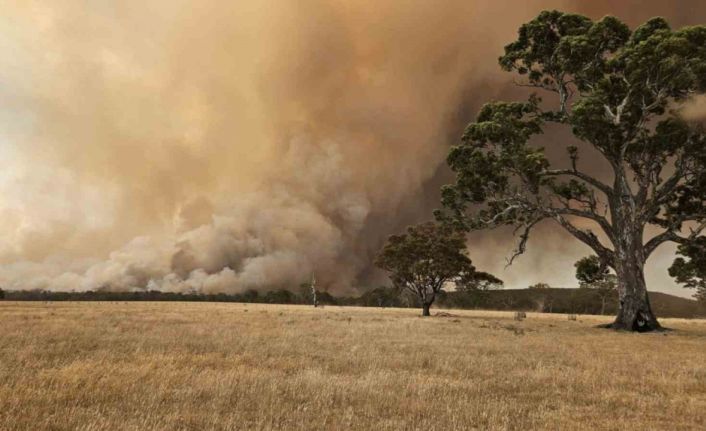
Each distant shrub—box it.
[263,290,296,304]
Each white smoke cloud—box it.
[0,137,371,293]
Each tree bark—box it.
[610,248,661,331]
[607,174,661,332]
[421,294,435,317]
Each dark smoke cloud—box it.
[0,1,702,296]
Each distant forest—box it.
[2,287,704,319]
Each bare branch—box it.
[644,231,679,258]
[604,88,632,127]
[506,218,542,267]
[644,221,706,259]
[478,204,523,227]
[550,207,616,245]
[550,214,615,266]
[641,153,688,222]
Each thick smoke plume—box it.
[0,1,703,295]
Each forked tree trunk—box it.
[611,247,661,331]
[608,175,662,332]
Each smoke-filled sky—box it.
[0,1,704,297]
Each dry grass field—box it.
[1,302,705,430]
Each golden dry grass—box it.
[1,302,705,430]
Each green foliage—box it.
[375,222,470,297]
[528,282,551,290]
[575,256,617,292]
[375,222,500,310]
[241,289,259,303]
[457,271,503,292]
[315,291,338,306]
[669,237,706,301]
[574,255,617,314]
[263,289,296,304]
[3,287,703,317]
[574,256,609,286]
[357,286,409,308]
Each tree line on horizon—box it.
[2,284,704,318]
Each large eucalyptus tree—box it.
[439,11,706,331]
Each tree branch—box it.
[549,214,615,266]
[506,218,541,267]
[542,169,613,197]
[644,221,706,259]
[550,207,616,245]
[641,152,687,222]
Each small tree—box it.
[669,237,706,302]
[297,282,311,304]
[453,271,503,309]
[375,222,490,316]
[359,286,402,307]
[263,289,296,304]
[527,283,553,312]
[457,271,503,292]
[575,255,617,315]
[0,287,4,300]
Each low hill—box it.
[3,287,704,318]
[435,288,706,319]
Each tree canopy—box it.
[375,222,499,316]
[439,11,706,331]
[669,237,706,301]
[575,255,618,314]
[575,255,610,286]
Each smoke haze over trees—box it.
[0,1,705,295]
